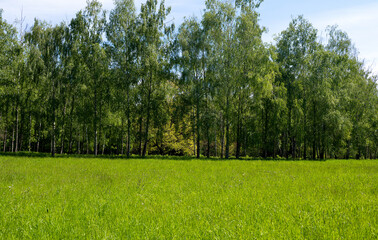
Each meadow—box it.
[0,156,376,239]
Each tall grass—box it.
[0,156,376,239]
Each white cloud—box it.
[1,0,113,26]
[1,0,204,26]
[260,1,378,75]
[311,2,378,75]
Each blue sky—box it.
[1,0,377,74]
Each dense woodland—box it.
[0,0,377,159]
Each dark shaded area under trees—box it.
[0,0,377,159]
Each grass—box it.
[0,156,377,239]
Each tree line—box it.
[0,0,377,159]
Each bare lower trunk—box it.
[94,88,98,156]
[225,95,230,159]
[220,114,224,159]
[15,107,19,152]
[303,96,307,160]
[28,113,32,152]
[138,115,143,156]
[69,129,73,154]
[77,130,81,154]
[121,119,124,155]
[3,129,7,152]
[51,75,56,157]
[196,99,200,158]
[214,128,217,157]
[51,121,56,157]
[236,98,242,159]
[243,126,247,156]
[94,129,98,155]
[126,87,131,158]
[192,108,196,156]
[142,77,153,157]
[37,121,41,152]
[68,95,75,153]
[312,102,316,160]
[102,133,105,155]
[11,124,15,152]
[303,134,307,160]
[236,117,241,159]
[292,138,296,159]
[86,126,89,154]
[60,102,67,154]
[207,127,210,158]
[142,111,150,157]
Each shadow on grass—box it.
[0,151,331,161]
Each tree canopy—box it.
[0,1,377,159]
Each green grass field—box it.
[0,156,377,239]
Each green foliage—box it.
[0,2,377,159]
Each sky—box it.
[1,0,377,74]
